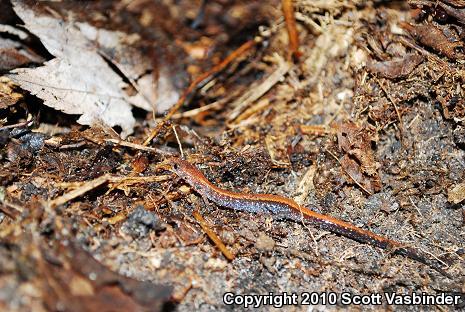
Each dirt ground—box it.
[0,0,464,311]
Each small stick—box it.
[172,100,224,119]
[192,210,235,261]
[52,175,172,204]
[282,0,301,60]
[48,174,111,208]
[0,113,33,131]
[105,139,174,155]
[108,175,172,192]
[299,124,335,136]
[228,54,290,121]
[59,141,87,150]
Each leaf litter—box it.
[1,0,465,311]
[7,1,186,137]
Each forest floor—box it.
[0,1,464,311]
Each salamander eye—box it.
[172,163,179,170]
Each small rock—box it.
[204,257,227,270]
[255,232,275,251]
[21,182,48,201]
[239,228,256,242]
[448,182,465,205]
[121,206,165,238]
[18,132,45,153]
[453,126,465,149]
[260,256,276,273]
[220,230,235,245]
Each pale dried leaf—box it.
[76,23,181,113]
[6,2,151,136]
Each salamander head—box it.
[169,157,201,180]
[169,157,212,193]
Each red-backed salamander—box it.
[169,157,450,277]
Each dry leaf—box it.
[0,32,44,72]
[367,54,424,79]
[336,121,382,194]
[7,1,182,137]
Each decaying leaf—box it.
[400,22,464,60]
[367,54,424,79]
[336,121,381,194]
[6,1,182,137]
[0,32,44,72]
[442,0,465,7]
[75,22,182,114]
[52,243,172,312]
[409,0,465,24]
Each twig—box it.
[0,114,34,130]
[299,124,335,136]
[282,0,301,60]
[49,175,172,201]
[397,36,451,72]
[298,212,320,257]
[143,40,257,146]
[192,210,235,261]
[106,175,171,195]
[59,141,86,150]
[408,196,423,217]
[109,175,171,185]
[105,138,174,155]
[233,99,270,123]
[171,100,224,119]
[417,247,448,268]
[0,201,23,220]
[48,174,111,208]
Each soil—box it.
[0,1,464,311]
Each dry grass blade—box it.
[50,174,173,207]
[282,0,301,59]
